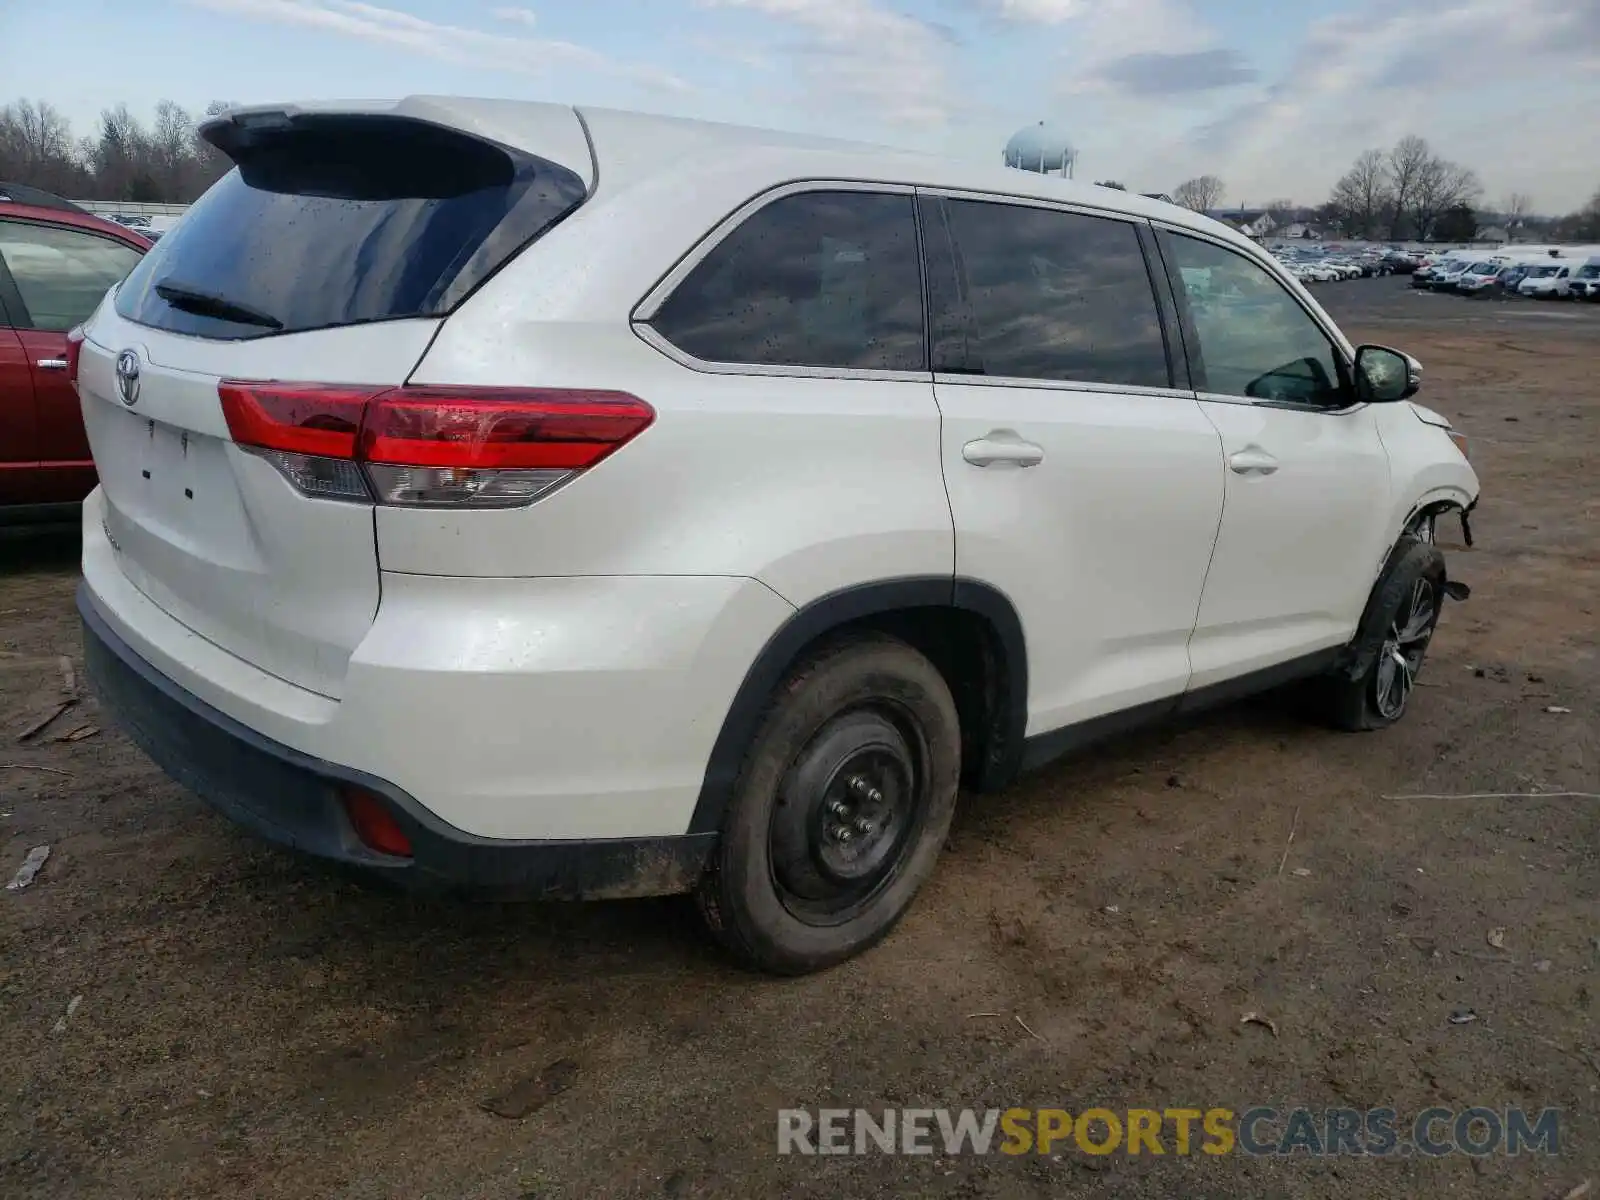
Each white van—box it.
[1455,260,1509,295]
[1569,256,1600,301]
[1518,262,1574,298]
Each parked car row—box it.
[1409,248,1600,300]
[1267,245,1410,284]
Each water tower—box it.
[1003,121,1077,178]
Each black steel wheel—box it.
[696,634,961,975]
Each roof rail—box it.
[0,182,90,214]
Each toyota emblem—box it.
[115,349,141,407]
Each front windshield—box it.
[1530,266,1559,278]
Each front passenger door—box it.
[1158,229,1393,689]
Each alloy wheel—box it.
[1373,577,1439,719]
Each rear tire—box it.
[695,634,961,975]
[1310,537,1446,731]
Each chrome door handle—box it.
[36,358,69,370]
[962,432,1045,468]
[1228,447,1279,475]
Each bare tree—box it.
[0,95,242,203]
[1386,135,1431,239]
[1173,175,1225,213]
[149,100,194,198]
[1410,157,1480,241]
[0,100,83,195]
[1328,149,1393,239]
[1265,198,1296,227]
[1501,191,1533,237]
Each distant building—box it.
[1003,121,1076,178]
[1210,209,1277,238]
[1477,226,1510,243]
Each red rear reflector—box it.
[65,327,85,385]
[358,388,655,470]
[342,787,414,858]
[220,382,379,458]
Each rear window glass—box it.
[649,190,925,372]
[115,115,587,339]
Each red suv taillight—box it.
[218,382,654,508]
[65,327,86,386]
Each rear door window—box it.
[0,220,144,331]
[648,190,925,372]
[114,115,587,340]
[935,198,1170,388]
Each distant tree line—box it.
[1319,137,1482,241]
[1319,135,1600,242]
[0,98,236,204]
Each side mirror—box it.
[1354,344,1420,403]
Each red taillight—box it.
[218,381,654,508]
[342,787,414,858]
[358,387,654,470]
[219,381,377,458]
[65,327,86,386]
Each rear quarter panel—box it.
[392,323,953,605]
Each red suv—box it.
[1,184,150,529]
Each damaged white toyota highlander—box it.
[75,98,1479,974]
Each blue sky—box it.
[4,0,1598,211]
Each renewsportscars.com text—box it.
[777,1106,1561,1158]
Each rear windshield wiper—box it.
[153,279,283,330]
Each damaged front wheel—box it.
[1310,536,1452,731]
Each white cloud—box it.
[971,0,1213,62]
[1155,0,1600,211]
[184,0,690,93]
[490,6,538,29]
[980,0,1080,21]
[699,0,956,125]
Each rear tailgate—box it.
[78,317,436,697]
[79,101,590,698]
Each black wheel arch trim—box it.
[1334,535,1449,682]
[1404,495,1476,548]
[687,576,1028,835]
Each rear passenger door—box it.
[922,193,1225,742]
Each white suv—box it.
[74,98,1480,974]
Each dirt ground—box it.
[3,277,1598,1199]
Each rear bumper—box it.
[80,583,715,897]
